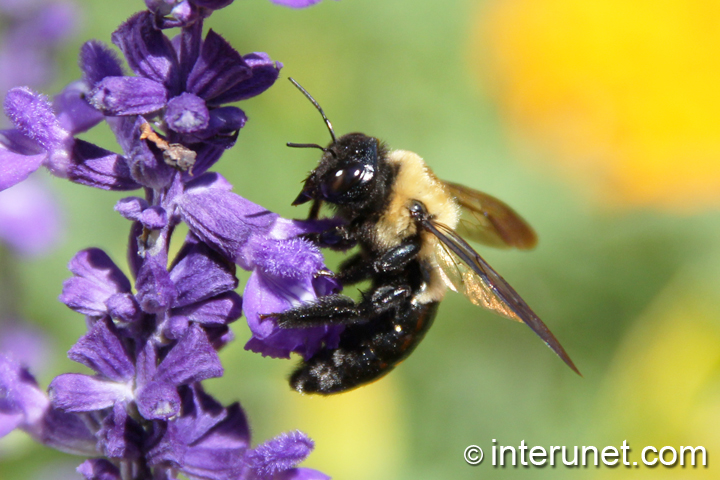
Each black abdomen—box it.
[290,301,439,394]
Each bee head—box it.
[286,78,391,211]
[293,133,380,206]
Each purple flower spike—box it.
[2,2,331,477]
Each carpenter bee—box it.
[270,78,579,395]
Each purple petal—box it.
[187,30,251,103]
[77,459,121,480]
[163,315,189,340]
[4,87,68,152]
[67,318,135,381]
[135,380,181,420]
[106,293,142,323]
[53,81,105,135]
[111,11,180,92]
[135,341,158,390]
[171,291,243,326]
[211,52,281,104]
[175,384,228,445]
[189,106,246,143]
[114,196,148,220]
[243,270,342,360]
[37,407,98,455]
[166,92,209,133]
[178,402,248,480]
[79,40,125,88]
[246,430,314,479]
[48,373,132,412]
[0,176,62,256]
[191,0,235,9]
[206,106,247,135]
[0,127,45,156]
[0,146,45,191]
[0,354,48,437]
[97,402,143,459]
[248,236,325,280]
[59,248,131,316]
[273,217,345,240]
[68,139,141,191]
[183,143,227,179]
[176,187,278,262]
[145,421,188,469]
[276,468,331,480]
[184,171,233,192]
[205,325,235,350]
[269,0,324,7]
[169,239,238,308]
[155,324,223,385]
[115,197,167,229]
[88,76,168,115]
[135,251,177,314]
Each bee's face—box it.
[293,133,379,206]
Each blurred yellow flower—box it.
[592,273,720,478]
[474,0,720,211]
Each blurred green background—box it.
[2,0,720,478]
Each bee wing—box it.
[424,219,580,375]
[443,181,537,250]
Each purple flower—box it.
[84,11,280,156]
[0,354,97,455]
[0,176,62,256]
[0,83,104,191]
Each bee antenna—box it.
[286,142,337,159]
[288,77,337,143]
[286,142,326,151]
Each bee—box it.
[271,78,580,395]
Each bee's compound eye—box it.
[321,163,374,201]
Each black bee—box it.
[270,78,579,395]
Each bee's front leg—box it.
[302,225,357,251]
[265,284,412,328]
